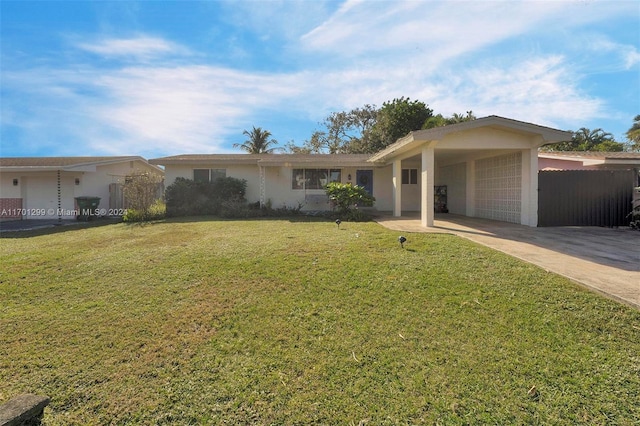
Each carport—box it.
[369,116,572,227]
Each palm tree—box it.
[626,115,640,151]
[573,127,619,151]
[541,127,623,152]
[234,127,279,154]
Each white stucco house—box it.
[0,156,163,220]
[151,116,572,228]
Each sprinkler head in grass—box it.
[398,235,407,248]
[335,219,341,229]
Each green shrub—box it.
[325,182,375,221]
[123,200,166,222]
[165,177,247,217]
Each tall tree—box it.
[287,98,435,154]
[366,97,433,153]
[626,115,640,151]
[288,105,378,154]
[234,126,279,154]
[541,127,623,152]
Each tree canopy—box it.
[234,127,279,154]
[626,115,640,151]
[363,97,433,153]
[422,111,476,129]
[288,97,437,154]
[286,105,377,154]
[541,127,624,152]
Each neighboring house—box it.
[151,116,571,228]
[538,151,640,170]
[0,156,163,220]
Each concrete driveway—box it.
[374,213,640,310]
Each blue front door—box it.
[356,170,373,195]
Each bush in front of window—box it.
[325,182,375,221]
[165,177,247,217]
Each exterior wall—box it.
[474,152,522,223]
[538,157,591,171]
[436,162,467,215]
[439,127,535,150]
[0,174,24,219]
[0,174,22,198]
[164,163,392,212]
[372,165,392,211]
[264,166,304,208]
[258,165,390,212]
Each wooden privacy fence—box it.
[538,169,636,227]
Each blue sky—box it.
[1,0,639,158]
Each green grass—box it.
[1,217,639,425]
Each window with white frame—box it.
[402,168,418,185]
[292,169,341,189]
[193,168,226,183]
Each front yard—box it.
[1,218,639,424]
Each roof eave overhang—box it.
[257,160,378,168]
[149,158,260,166]
[0,166,63,173]
[600,159,640,166]
[0,156,154,172]
[368,117,572,163]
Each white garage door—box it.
[474,152,521,223]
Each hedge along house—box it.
[151,116,572,227]
[0,156,163,220]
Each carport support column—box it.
[521,148,538,227]
[392,159,402,217]
[421,146,435,227]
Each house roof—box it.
[0,156,163,173]
[370,116,573,162]
[150,153,377,167]
[538,151,640,166]
[148,154,266,165]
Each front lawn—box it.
[1,218,639,424]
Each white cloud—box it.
[582,35,640,71]
[217,0,338,42]
[438,56,604,129]
[87,65,305,154]
[301,1,562,62]
[295,53,604,132]
[2,61,311,156]
[2,49,606,156]
[76,35,189,60]
[4,0,636,157]
[300,0,637,72]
